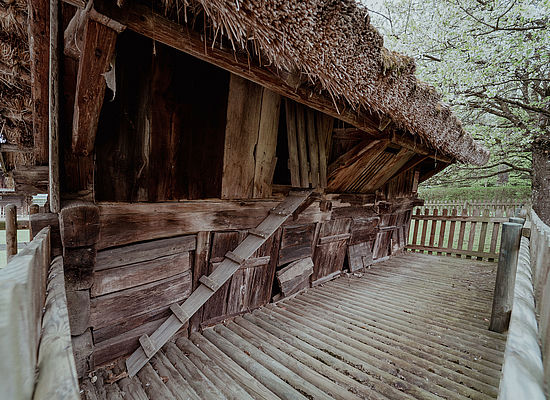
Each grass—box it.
[0,229,31,268]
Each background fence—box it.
[407,207,509,261]
[417,199,530,218]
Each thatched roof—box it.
[0,0,34,169]
[162,0,489,165]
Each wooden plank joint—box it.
[170,303,191,325]
[199,275,222,292]
[138,334,156,359]
[249,228,269,239]
[224,251,245,265]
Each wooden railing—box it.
[407,208,508,261]
[0,226,79,399]
[419,199,529,217]
[497,211,548,399]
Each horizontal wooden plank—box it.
[90,272,192,329]
[406,245,498,260]
[411,215,508,223]
[97,200,327,249]
[318,233,351,245]
[0,220,30,230]
[91,252,191,297]
[95,235,196,271]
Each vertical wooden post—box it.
[5,204,17,261]
[489,222,523,333]
[49,0,60,213]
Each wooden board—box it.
[95,235,196,271]
[279,224,315,266]
[311,240,348,282]
[90,272,192,329]
[254,89,281,198]
[72,19,119,155]
[285,100,301,187]
[348,242,374,272]
[221,74,264,199]
[97,199,327,250]
[33,257,80,400]
[277,257,314,296]
[372,230,392,259]
[92,252,191,297]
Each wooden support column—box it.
[489,222,523,333]
[5,204,17,261]
[59,201,100,376]
[28,0,50,164]
[72,11,125,156]
[49,0,60,213]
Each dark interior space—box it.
[95,31,230,202]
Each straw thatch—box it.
[0,0,34,169]
[160,0,489,165]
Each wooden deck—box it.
[81,252,506,400]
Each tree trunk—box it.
[532,135,550,224]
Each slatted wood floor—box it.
[81,253,506,399]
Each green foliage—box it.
[417,185,531,202]
[365,0,550,189]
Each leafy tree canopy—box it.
[364,0,549,189]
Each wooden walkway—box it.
[82,253,506,399]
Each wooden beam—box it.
[92,1,386,141]
[13,166,49,195]
[28,0,50,164]
[72,14,123,156]
[96,199,330,250]
[285,100,301,187]
[49,0,60,213]
[221,74,263,199]
[389,154,429,180]
[0,144,35,153]
[253,89,281,198]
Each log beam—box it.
[71,11,124,156]
[28,0,50,164]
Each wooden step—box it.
[126,190,313,377]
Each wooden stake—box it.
[5,204,17,261]
[49,0,60,213]
[489,222,523,333]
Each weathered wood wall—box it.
[52,12,431,376]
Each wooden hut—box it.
[10,0,490,382]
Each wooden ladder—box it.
[126,189,313,376]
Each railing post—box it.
[489,222,523,332]
[6,204,17,261]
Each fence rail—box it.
[418,199,530,218]
[407,208,508,261]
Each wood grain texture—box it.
[92,252,191,297]
[28,0,50,164]
[72,19,119,155]
[0,227,50,400]
[277,257,313,296]
[34,257,80,400]
[254,89,281,198]
[96,199,327,250]
[222,74,263,199]
[95,235,196,271]
[90,272,192,329]
[59,201,100,247]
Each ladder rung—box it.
[225,251,245,265]
[249,228,269,239]
[199,275,222,292]
[269,208,289,217]
[170,303,191,324]
[139,334,156,358]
